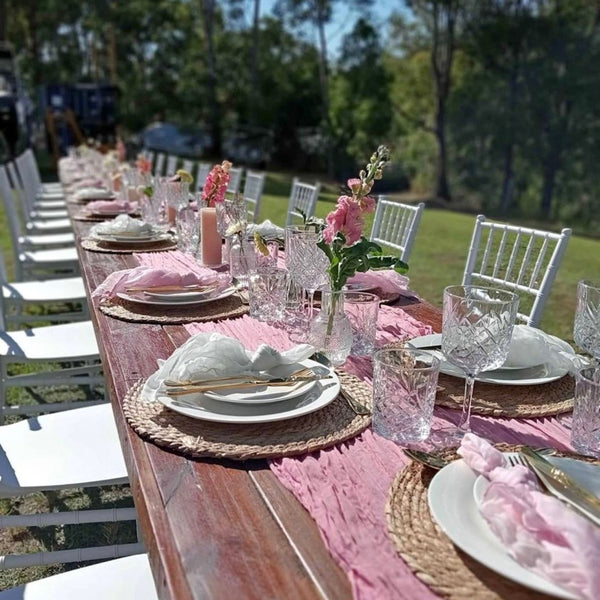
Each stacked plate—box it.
[149,359,341,424]
[93,230,170,246]
[116,285,236,307]
[428,455,600,598]
[408,333,574,385]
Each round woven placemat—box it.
[81,238,177,254]
[73,213,105,222]
[99,294,248,324]
[435,373,573,418]
[123,372,371,460]
[386,445,598,600]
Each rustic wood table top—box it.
[71,211,442,600]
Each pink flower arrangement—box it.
[317,146,408,292]
[136,155,152,174]
[202,160,232,207]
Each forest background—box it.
[2,0,600,234]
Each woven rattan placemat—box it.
[123,371,371,460]
[81,238,177,254]
[99,293,249,324]
[386,445,597,600]
[435,373,574,418]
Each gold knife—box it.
[521,447,600,527]
[164,374,332,396]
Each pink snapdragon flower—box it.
[323,195,364,245]
[347,178,362,194]
[202,160,232,207]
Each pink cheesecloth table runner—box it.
[113,251,576,600]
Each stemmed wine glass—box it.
[441,285,519,439]
[285,226,330,332]
[574,281,600,362]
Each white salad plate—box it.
[407,333,573,386]
[94,232,166,244]
[428,458,581,599]
[153,362,340,424]
[117,286,236,307]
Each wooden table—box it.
[71,213,442,600]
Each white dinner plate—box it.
[428,459,579,599]
[152,365,340,423]
[202,359,323,404]
[90,209,136,217]
[117,286,236,307]
[94,232,166,244]
[407,334,573,386]
[144,287,219,301]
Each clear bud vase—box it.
[309,290,353,366]
[229,236,257,287]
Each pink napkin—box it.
[346,270,417,302]
[86,199,138,214]
[72,178,105,190]
[92,265,230,302]
[458,434,600,599]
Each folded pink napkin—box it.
[346,270,417,301]
[72,178,105,190]
[86,199,138,214]
[92,265,230,302]
[458,434,600,599]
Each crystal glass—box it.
[176,206,199,255]
[343,291,379,356]
[574,281,600,361]
[442,286,519,438]
[373,348,440,444]
[285,226,329,327]
[572,366,600,457]
[248,268,288,322]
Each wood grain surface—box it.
[71,213,441,600]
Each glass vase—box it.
[229,236,257,287]
[309,290,353,366]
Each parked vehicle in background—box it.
[137,122,210,158]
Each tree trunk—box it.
[315,3,334,177]
[500,65,519,213]
[0,0,6,41]
[249,0,260,125]
[202,0,222,157]
[540,155,558,220]
[435,96,451,201]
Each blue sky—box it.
[257,1,402,57]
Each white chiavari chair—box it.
[462,214,572,327]
[286,178,320,226]
[370,196,425,262]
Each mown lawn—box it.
[258,174,600,343]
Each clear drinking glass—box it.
[372,348,440,444]
[572,366,600,457]
[442,286,519,438]
[176,206,199,255]
[248,268,288,322]
[343,291,379,356]
[574,281,600,361]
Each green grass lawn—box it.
[258,174,599,343]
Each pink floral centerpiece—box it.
[202,160,232,207]
[318,146,408,293]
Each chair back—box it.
[0,167,24,277]
[462,214,572,327]
[226,167,244,197]
[286,178,321,226]
[181,159,195,178]
[7,160,34,216]
[370,197,425,262]
[242,170,266,222]
[195,162,212,192]
[154,153,166,177]
[14,153,37,209]
[165,154,178,176]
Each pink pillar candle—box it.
[200,207,222,266]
